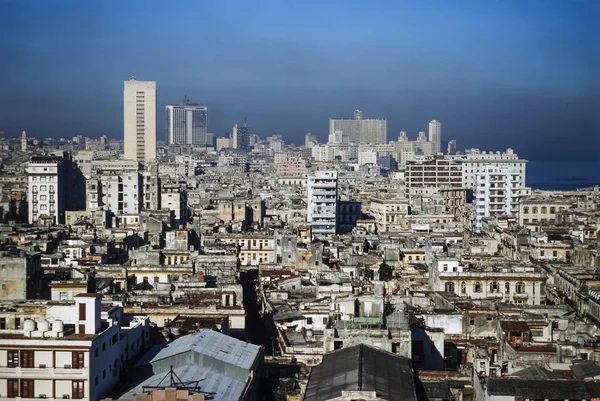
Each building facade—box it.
[165,103,207,146]
[307,171,338,239]
[124,78,156,164]
[329,110,387,144]
[428,120,442,154]
[474,165,521,233]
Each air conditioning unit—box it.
[39,395,47,399]
[39,364,47,368]
[64,364,72,369]
[63,395,70,399]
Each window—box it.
[515,282,525,294]
[72,380,85,399]
[505,282,511,293]
[490,282,499,293]
[323,317,328,325]
[40,185,47,191]
[474,282,482,293]
[7,378,18,397]
[40,204,47,210]
[0,317,5,329]
[72,351,84,369]
[553,251,558,257]
[15,317,20,329]
[103,369,106,378]
[540,251,545,257]
[470,319,475,325]
[445,282,455,292]
[95,348,98,357]
[21,379,34,398]
[21,350,34,368]
[8,350,19,367]
[102,342,106,351]
[307,317,313,325]
[79,303,86,320]
[461,282,466,294]
[443,264,448,272]
[95,376,99,385]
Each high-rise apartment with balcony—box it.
[124,78,156,164]
[329,109,387,144]
[166,101,207,146]
[474,165,522,232]
[307,171,338,239]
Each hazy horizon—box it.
[1,0,598,162]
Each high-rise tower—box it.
[21,130,27,152]
[124,78,156,163]
[428,120,442,154]
[166,98,207,146]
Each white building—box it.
[474,165,521,232]
[161,183,187,228]
[307,171,338,239]
[90,164,142,216]
[329,109,387,144]
[450,148,527,190]
[124,78,156,164]
[0,294,150,401]
[165,103,207,146]
[27,155,65,224]
[428,120,442,154]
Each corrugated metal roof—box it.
[136,329,261,370]
[304,344,416,401]
[119,364,247,400]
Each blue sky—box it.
[0,0,598,161]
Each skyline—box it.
[1,0,599,162]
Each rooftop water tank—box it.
[52,320,64,333]
[23,319,35,332]
[37,319,50,332]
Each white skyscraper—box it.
[124,78,156,163]
[166,102,207,146]
[428,120,442,154]
[307,171,338,239]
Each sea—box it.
[527,161,600,191]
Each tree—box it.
[378,262,394,281]
[364,268,374,281]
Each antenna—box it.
[244,116,247,127]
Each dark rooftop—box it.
[304,344,416,401]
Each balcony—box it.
[0,365,86,378]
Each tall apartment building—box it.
[85,161,142,215]
[474,165,522,232]
[450,148,527,190]
[307,171,338,239]
[405,156,462,197]
[232,124,251,151]
[329,109,387,144]
[165,102,207,146]
[0,294,149,401]
[27,154,68,225]
[428,120,442,154]
[274,151,308,177]
[124,78,156,164]
[161,182,188,228]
